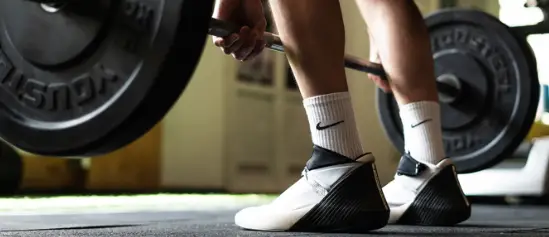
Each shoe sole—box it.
[397,165,472,226]
[289,163,390,233]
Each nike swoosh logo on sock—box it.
[316,120,344,130]
[411,119,432,128]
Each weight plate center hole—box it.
[437,73,462,104]
[433,48,489,130]
[41,2,66,13]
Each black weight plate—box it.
[376,9,540,174]
[0,0,214,156]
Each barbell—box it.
[0,0,543,174]
[211,18,466,103]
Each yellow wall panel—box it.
[19,155,82,190]
[86,123,163,191]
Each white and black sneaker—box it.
[234,145,390,232]
[384,154,471,225]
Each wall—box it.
[86,124,162,190]
[160,41,229,189]
[457,0,500,15]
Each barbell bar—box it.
[209,18,462,101]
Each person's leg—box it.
[271,0,364,159]
[358,0,443,165]
[355,0,471,225]
[234,0,389,232]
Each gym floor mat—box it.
[1,194,549,236]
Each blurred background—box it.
[3,0,549,199]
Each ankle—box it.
[304,92,365,158]
[399,101,445,164]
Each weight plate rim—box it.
[0,0,215,156]
[376,8,540,174]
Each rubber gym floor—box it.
[1,194,549,236]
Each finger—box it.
[239,20,266,61]
[369,75,392,93]
[213,33,238,47]
[214,38,232,55]
[379,81,392,92]
[225,37,244,55]
[239,31,259,61]
[213,37,225,48]
[235,27,255,61]
[213,36,240,55]
[223,34,240,47]
[233,27,254,60]
[244,23,267,61]
[243,38,265,61]
[241,26,266,61]
[254,18,267,37]
[381,85,392,93]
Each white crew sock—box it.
[303,92,365,159]
[399,101,446,165]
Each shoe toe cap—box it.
[234,204,312,231]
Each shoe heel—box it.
[398,165,471,226]
[291,163,390,233]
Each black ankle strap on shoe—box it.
[396,153,427,177]
[305,146,355,170]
